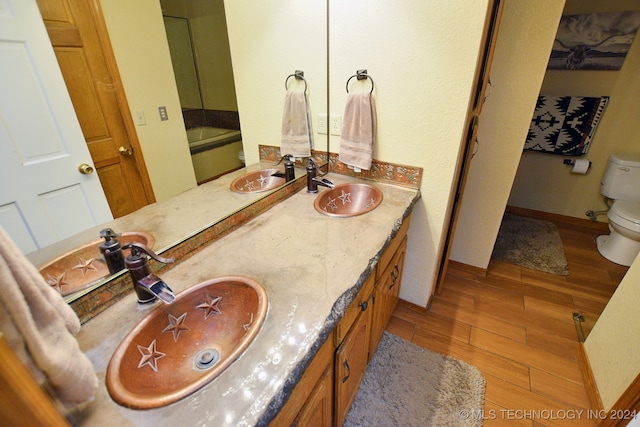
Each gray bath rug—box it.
[344,332,485,427]
[492,213,569,275]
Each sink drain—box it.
[193,348,220,371]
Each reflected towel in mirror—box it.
[0,226,97,408]
[281,89,313,157]
[339,92,376,170]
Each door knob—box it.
[78,163,94,175]
[119,146,133,156]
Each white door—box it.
[0,0,112,254]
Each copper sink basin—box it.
[106,275,268,409]
[230,168,286,193]
[314,183,383,217]
[38,231,154,296]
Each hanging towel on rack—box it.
[281,89,313,157]
[0,226,98,408]
[339,92,376,170]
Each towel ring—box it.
[346,69,374,94]
[285,70,307,94]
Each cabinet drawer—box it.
[369,234,408,359]
[334,274,374,346]
[376,215,410,280]
[270,331,334,426]
[334,299,372,427]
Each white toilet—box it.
[597,154,640,266]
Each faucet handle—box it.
[307,157,327,177]
[122,242,174,264]
[100,228,121,241]
[274,153,294,166]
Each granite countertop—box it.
[26,163,304,305]
[71,173,419,426]
[26,162,301,269]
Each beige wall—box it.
[227,1,489,305]
[329,0,489,305]
[449,0,566,268]
[163,0,238,112]
[508,0,640,220]
[190,0,237,112]
[447,0,640,408]
[224,1,328,166]
[584,251,640,409]
[99,0,197,202]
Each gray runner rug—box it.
[344,332,485,427]
[492,213,569,276]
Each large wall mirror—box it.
[26,0,328,304]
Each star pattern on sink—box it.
[46,272,70,293]
[257,174,269,187]
[137,339,165,372]
[323,196,338,212]
[365,198,376,209]
[162,312,190,342]
[243,179,256,192]
[196,295,222,320]
[243,312,254,331]
[338,190,352,205]
[72,257,97,276]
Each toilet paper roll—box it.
[571,158,590,174]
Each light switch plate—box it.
[134,109,146,126]
[330,114,342,136]
[317,113,328,134]
[158,106,168,121]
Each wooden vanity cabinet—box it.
[334,277,374,426]
[369,234,408,359]
[271,215,411,426]
[270,333,334,427]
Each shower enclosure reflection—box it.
[161,0,244,184]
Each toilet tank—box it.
[601,154,640,201]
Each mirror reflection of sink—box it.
[314,183,383,218]
[38,232,154,296]
[106,275,268,409]
[229,168,286,193]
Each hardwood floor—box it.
[388,218,629,426]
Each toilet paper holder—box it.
[563,158,591,170]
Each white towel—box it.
[0,226,97,408]
[339,92,376,170]
[281,89,313,157]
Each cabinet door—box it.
[293,364,333,427]
[369,235,408,358]
[388,235,407,307]
[334,299,372,426]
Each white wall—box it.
[330,0,489,305]
[99,0,197,201]
[450,0,566,268]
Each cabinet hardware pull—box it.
[389,264,400,289]
[342,359,351,383]
[359,300,368,311]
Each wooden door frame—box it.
[85,0,155,205]
[433,0,503,294]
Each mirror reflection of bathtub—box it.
[187,126,244,184]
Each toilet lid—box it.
[612,201,640,225]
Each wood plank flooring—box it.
[388,218,629,426]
